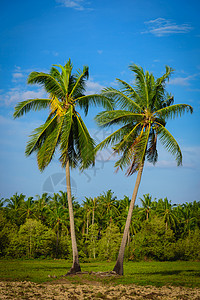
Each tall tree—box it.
[95,64,193,275]
[99,190,119,225]
[156,197,177,231]
[179,202,197,236]
[7,193,25,226]
[82,197,93,236]
[13,59,112,273]
[20,196,37,220]
[35,193,51,225]
[139,194,154,221]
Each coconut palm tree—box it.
[82,197,93,236]
[35,193,51,224]
[13,59,112,273]
[99,190,119,225]
[156,197,178,231]
[179,202,197,236]
[49,201,68,258]
[139,194,154,221]
[95,64,193,275]
[7,193,26,226]
[20,196,37,220]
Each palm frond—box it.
[156,66,174,85]
[156,122,182,166]
[75,114,95,168]
[95,110,143,127]
[77,94,114,115]
[101,87,142,113]
[37,118,64,171]
[69,66,89,99]
[155,104,193,120]
[50,66,63,84]
[146,130,158,164]
[25,115,57,156]
[13,99,50,118]
[113,123,141,152]
[115,79,143,108]
[129,64,149,109]
[53,63,72,94]
[50,95,65,116]
[126,125,150,175]
[94,124,132,153]
[28,72,65,99]
[114,125,150,175]
[59,106,73,167]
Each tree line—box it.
[0,192,199,262]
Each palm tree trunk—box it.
[66,158,81,273]
[56,230,59,258]
[92,208,95,226]
[113,162,144,275]
[86,215,89,236]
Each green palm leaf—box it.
[59,106,73,167]
[75,114,95,168]
[69,65,89,98]
[77,94,114,115]
[129,64,149,109]
[101,87,142,113]
[94,124,132,153]
[95,110,143,127]
[116,79,141,105]
[25,115,57,156]
[13,99,50,118]
[37,118,63,171]
[28,72,65,99]
[155,104,193,120]
[156,122,182,166]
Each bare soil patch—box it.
[0,279,200,299]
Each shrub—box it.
[7,219,56,258]
[129,216,175,261]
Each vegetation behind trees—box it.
[0,191,199,262]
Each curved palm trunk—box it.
[66,159,81,273]
[113,162,144,275]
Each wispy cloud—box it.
[12,66,24,82]
[86,79,104,95]
[0,87,47,106]
[168,73,200,86]
[56,0,88,11]
[143,18,193,37]
[12,72,24,83]
[42,50,59,57]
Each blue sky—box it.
[0,0,200,205]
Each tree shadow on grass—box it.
[135,270,200,276]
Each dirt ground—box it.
[0,279,200,300]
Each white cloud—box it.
[56,0,86,10]
[144,18,193,37]
[0,87,47,106]
[168,73,200,86]
[168,76,191,86]
[86,79,104,95]
[42,50,59,57]
[12,72,24,79]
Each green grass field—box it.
[0,260,199,287]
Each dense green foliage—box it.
[0,192,199,261]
